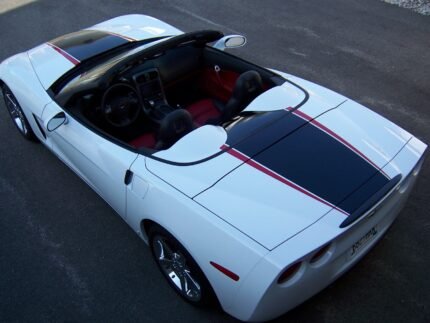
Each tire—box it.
[149,224,217,307]
[2,84,37,141]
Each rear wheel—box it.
[149,224,217,306]
[2,84,37,141]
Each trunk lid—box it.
[193,100,411,249]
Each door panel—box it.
[42,102,138,217]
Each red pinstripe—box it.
[220,144,349,216]
[286,107,389,178]
[47,42,80,65]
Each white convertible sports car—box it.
[0,15,426,321]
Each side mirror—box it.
[213,35,247,51]
[47,112,67,132]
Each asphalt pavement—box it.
[0,0,429,322]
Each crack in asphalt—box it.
[161,0,240,34]
[273,25,321,39]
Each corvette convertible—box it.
[0,15,426,321]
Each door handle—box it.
[124,169,133,185]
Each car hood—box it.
[146,78,412,249]
[27,15,182,89]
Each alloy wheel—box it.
[3,88,28,135]
[152,235,202,302]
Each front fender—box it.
[0,52,52,118]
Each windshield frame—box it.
[49,35,170,97]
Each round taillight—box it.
[310,243,331,264]
[277,261,302,284]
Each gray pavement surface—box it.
[383,0,430,15]
[0,0,429,322]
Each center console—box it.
[133,69,175,123]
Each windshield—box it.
[52,36,170,96]
[53,31,223,98]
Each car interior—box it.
[56,37,285,152]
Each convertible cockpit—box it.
[52,30,284,152]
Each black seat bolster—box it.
[219,70,263,122]
[213,99,226,113]
[155,109,194,150]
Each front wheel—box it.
[2,84,37,141]
[149,225,217,306]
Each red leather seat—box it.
[186,99,221,126]
[129,132,156,149]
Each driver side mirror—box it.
[47,112,67,132]
[213,35,247,51]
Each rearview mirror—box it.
[213,35,247,51]
[47,112,67,132]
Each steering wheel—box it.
[101,83,141,128]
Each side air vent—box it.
[32,114,46,139]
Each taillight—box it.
[277,261,302,284]
[310,243,331,264]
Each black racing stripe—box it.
[50,30,130,62]
[226,110,307,155]
[339,174,401,228]
[232,112,389,215]
[336,169,390,214]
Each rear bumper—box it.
[225,138,426,321]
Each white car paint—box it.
[91,14,183,40]
[229,136,426,321]
[28,43,76,90]
[145,73,416,251]
[42,102,139,216]
[270,69,348,117]
[153,125,227,163]
[145,125,244,197]
[317,100,411,168]
[194,159,339,250]
[28,15,183,90]
[127,155,269,309]
[0,14,427,322]
[244,83,306,112]
[0,52,52,118]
